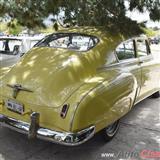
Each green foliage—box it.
[0,22,7,32]
[0,20,22,35]
[129,0,160,21]
[0,0,160,36]
[143,27,158,37]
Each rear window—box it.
[35,33,99,52]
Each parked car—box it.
[149,36,160,44]
[0,36,44,67]
[0,32,5,36]
[0,27,160,146]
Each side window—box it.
[136,39,149,57]
[115,40,135,61]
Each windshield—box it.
[0,39,22,55]
[35,33,99,51]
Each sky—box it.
[124,0,160,28]
[126,10,160,28]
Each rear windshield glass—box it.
[35,33,99,51]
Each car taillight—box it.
[60,104,69,118]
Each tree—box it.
[0,0,160,36]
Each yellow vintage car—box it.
[0,27,160,146]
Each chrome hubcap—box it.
[105,121,119,137]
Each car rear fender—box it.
[68,72,138,133]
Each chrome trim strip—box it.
[98,58,140,70]
[98,53,153,70]
[7,84,33,93]
[0,114,95,146]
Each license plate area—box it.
[5,99,24,114]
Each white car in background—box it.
[0,36,44,67]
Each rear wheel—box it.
[102,120,120,142]
[152,91,160,98]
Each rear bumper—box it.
[0,114,95,146]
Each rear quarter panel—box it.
[67,70,138,133]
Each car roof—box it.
[51,26,127,48]
[56,26,114,38]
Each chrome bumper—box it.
[0,114,95,146]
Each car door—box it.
[115,39,142,103]
[136,38,159,102]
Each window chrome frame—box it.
[34,32,100,52]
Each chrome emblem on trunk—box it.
[7,84,33,99]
